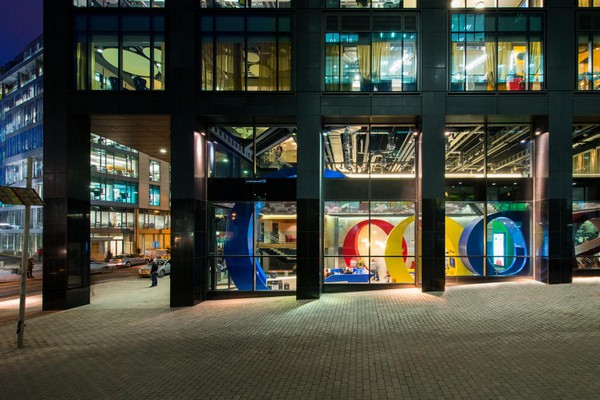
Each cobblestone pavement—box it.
[1,278,599,400]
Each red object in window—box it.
[507,77,523,91]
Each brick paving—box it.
[0,278,599,399]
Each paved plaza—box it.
[1,278,599,399]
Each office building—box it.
[43,0,600,310]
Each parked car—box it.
[90,261,115,274]
[109,254,147,268]
[138,260,171,278]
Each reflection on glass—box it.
[208,126,297,178]
[324,201,415,284]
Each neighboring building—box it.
[0,35,170,259]
[89,133,170,261]
[43,0,600,310]
[0,36,44,255]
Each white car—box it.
[109,254,147,268]
[138,260,171,278]
[90,261,115,274]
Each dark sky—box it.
[0,0,43,68]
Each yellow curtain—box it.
[325,44,340,90]
[530,41,542,89]
[278,40,291,91]
[90,41,98,90]
[356,44,370,81]
[257,42,277,91]
[485,42,496,90]
[371,42,391,82]
[76,41,87,90]
[202,41,214,90]
[160,41,166,90]
[216,41,243,91]
[497,41,511,89]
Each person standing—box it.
[27,258,35,278]
[150,260,158,287]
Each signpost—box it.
[0,158,44,348]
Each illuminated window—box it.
[201,15,291,91]
[149,185,161,206]
[201,0,291,7]
[325,14,418,92]
[450,13,544,91]
[74,15,165,90]
[149,160,161,182]
[450,0,543,8]
[73,0,165,7]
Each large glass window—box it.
[209,202,297,292]
[74,15,165,90]
[74,0,165,7]
[201,0,291,7]
[326,0,416,8]
[450,0,543,7]
[324,201,416,285]
[90,177,138,204]
[572,125,600,271]
[445,124,533,278]
[579,1,600,7]
[325,14,418,92]
[323,125,416,178]
[201,15,292,91]
[577,13,600,90]
[450,13,544,91]
[208,125,297,178]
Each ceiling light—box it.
[159,148,167,154]
[475,1,485,9]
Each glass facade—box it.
[326,0,416,8]
[208,126,297,178]
[579,0,600,7]
[445,124,533,278]
[450,13,544,91]
[90,177,139,204]
[450,0,543,8]
[201,0,291,7]
[325,14,417,92]
[201,15,292,91]
[573,124,600,271]
[324,201,416,284]
[209,201,297,291]
[577,13,600,90]
[323,125,416,177]
[73,0,166,8]
[74,14,165,90]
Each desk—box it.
[266,276,296,291]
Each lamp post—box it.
[17,157,33,348]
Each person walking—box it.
[150,260,159,287]
[27,257,35,278]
